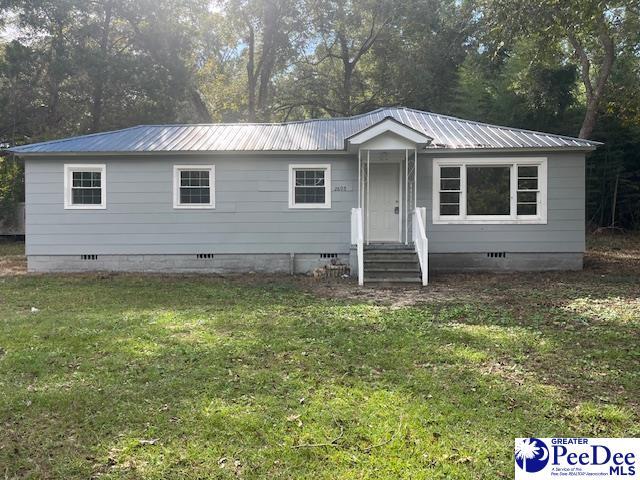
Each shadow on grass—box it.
[0,271,638,478]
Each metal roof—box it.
[8,107,601,154]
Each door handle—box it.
[394,206,399,214]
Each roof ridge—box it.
[139,107,394,127]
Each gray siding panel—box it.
[419,152,585,253]
[25,151,585,257]
[25,155,356,255]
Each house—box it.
[8,107,600,285]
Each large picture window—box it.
[64,164,106,209]
[289,164,331,208]
[173,165,215,209]
[433,158,547,224]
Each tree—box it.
[281,0,394,117]
[479,0,640,139]
[371,0,476,115]
[219,0,306,121]
[0,155,23,227]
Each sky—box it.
[0,11,19,42]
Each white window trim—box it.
[432,157,547,224]
[288,164,332,209]
[173,165,215,209]
[64,164,106,210]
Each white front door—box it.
[368,163,400,242]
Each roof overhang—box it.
[345,116,432,152]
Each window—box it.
[433,158,547,224]
[517,166,540,216]
[289,164,331,208]
[439,166,461,216]
[64,164,106,209]
[173,165,215,209]
[466,166,511,216]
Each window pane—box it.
[440,192,460,204]
[295,170,325,187]
[441,167,460,179]
[440,179,460,191]
[518,178,538,190]
[466,166,510,215]
[72,171,101,188]
[72,188,102,204]
[180,187,210,204]
[181,170,209,187]
[518,166,538,178]
[517,191,537,203]
[295,186,325,204]
[440,204,460,215]
[517,203,537,215]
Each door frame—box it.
[367,158,403,243]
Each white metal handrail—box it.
[351,207,364,286]
[412,207,428,286]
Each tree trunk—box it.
[569,27,615,139]
[190,89,212,123]
[90,0,114,133]
[338,34,353,116]
[46,21,65,130]
[579,97,600,139]
[256,0,278,121]
[610,173,619,228]
[246,24,257,122]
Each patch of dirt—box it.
[0,255,27,276]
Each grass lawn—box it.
[0,235,639,479]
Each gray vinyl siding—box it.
[418,152,585,253]
[25,155,357,255]
[24,151,585,257]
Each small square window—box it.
[173,165,215,209]
[289,164,331,208]
[64,164,106,209]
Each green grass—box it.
[0,236,639,479]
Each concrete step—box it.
[364,253,418,263]
[365,262,419,269]
[364,277,422,284]
[364,248,416,255]
[366,266,420,272]
[362,245,422,285]
[364,244,414,252]
[365,270,421,280]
